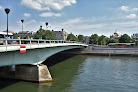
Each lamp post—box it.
[40,26,42,39]
[21,19,24,38]
[62,28,64,31]
[45,22,48,30]
[45,22,48,39]
[5,8,10,38]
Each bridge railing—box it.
[0,38,80,46]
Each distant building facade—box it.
[83,36,90,44]
[18,31,36,37]
[3,31,16,34]
[132,33,138,46]
[53,30,68,40]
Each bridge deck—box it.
[0,39,88,52]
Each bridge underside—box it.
[0,46,84,67]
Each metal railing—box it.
[0,38,79,46]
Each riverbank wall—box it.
[61,46,138,56]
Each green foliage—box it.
[98,35,106,45]
[78,35,83,42]
[119,34,131,43]
[105,37,110,45]
[108,39,118,43]
[67,33,78,41]
[89,34,99,44]
[44,30,55,40]
[13,33,22,39]
[34,29,55,40]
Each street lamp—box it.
[21,19,24,38]
[45,22,48,30]
[5,8,10,38]
[62,28,64,31]
[45,22,48,40]
[40,26,42,39]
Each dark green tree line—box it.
[119,34,131,43]
[67,33,78,41]
[78,35,83,42]
[34,29,55,40]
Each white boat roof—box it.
[0,32,13,35]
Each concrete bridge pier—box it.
[0,64,52,82]
[15,64,52,82]
[0,66,15,79]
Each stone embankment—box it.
[81,45,138,56]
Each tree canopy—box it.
[67,33,78,41]
[89,34,99,45]
[13,33,24,39]
[34,29,55,40]
[78,35,83,42]
[119,34,131,43]
[108,39,118,43]
[98,35,106,45]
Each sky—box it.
[0,0,138,37]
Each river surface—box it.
[0,55,138,92]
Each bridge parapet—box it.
[0,39,88,52]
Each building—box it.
[18,31,36,37]
[132,33,138,46]
[83,36,90,44]
[110,30,120,41]
[3,31,16,34]
[53,30,68,40]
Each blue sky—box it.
[0,0,138,37]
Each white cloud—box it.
[26,20,37,24]
[120,6,138,12]
[120,6,129,11]
[126,14,136,18]
[61,18,81,25]
[21,0,77,10]
[24,13,31,17]
[0,5,2,9]
[132,8,138,11]
[16,20,37,25]
[21,0,50,11]
[39,12,62,17]
[76,24,106,30]
[51,18,107,32]
[113,21,137,27]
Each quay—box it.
[64,45,138,56]
[82,46,138,56]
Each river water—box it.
[0,55,138,92]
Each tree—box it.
[78,35,83,42]
[119,34,131,43]
[34,29,55,40]
[67,33,78,41]
[44,30,55,40]
[98,35,106,45]
[108,39,118,43]
[89,34,99,45]
[105,37,109,45]
[13,33,21,39]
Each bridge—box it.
[0,39,87,82]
